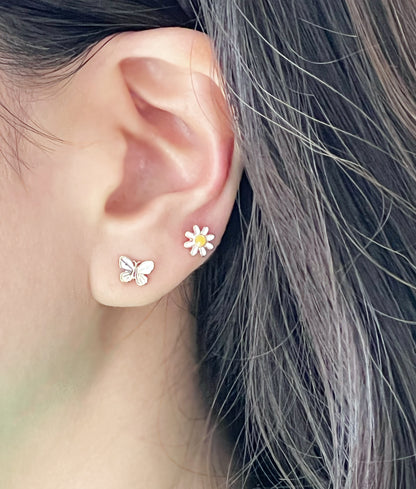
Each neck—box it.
[0,289,232,489]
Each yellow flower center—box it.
[194,234,207,247]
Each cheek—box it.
[0,151,90,373]
[0,158,62,309]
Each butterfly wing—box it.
[136,260,155,275]
[135,260,155,286]
[135,274,148,286]
[119,255,136,282]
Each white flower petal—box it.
[185,231,194,239]
[184,241,194,248]
[193,225,200,235]
[205,242,214,250]
[190,245,199,256]
[199,247,207,257]
[201,226,209,235]
[206,234,215,241]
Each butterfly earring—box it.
[119,256,155,286]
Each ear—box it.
[59,28,241,307]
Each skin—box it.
[0,28,242,488]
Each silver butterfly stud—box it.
[119,256,155,286]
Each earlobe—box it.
[85,28,241,308]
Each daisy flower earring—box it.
[184,225,215,257]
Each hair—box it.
[2,1,416,488]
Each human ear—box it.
[55,28,241,307]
